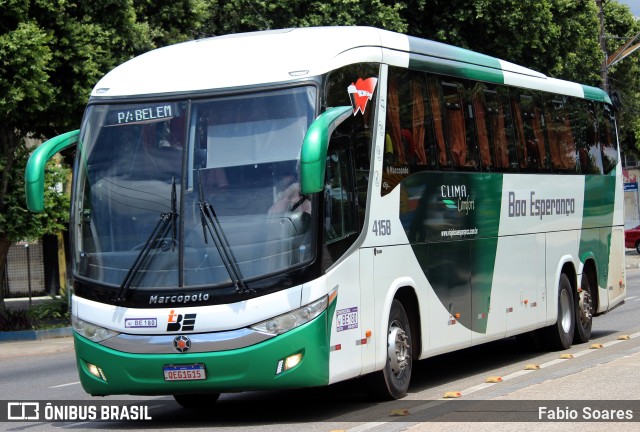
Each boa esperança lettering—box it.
[508,191,575,220]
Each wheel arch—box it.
[580,257,600,314]
[394,286,422,361]
[548,256,577,327]
[376,279,422,370]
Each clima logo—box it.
[440,184,475,215]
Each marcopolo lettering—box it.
[149,292,210,305]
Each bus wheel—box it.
[574,273,593,344]
[542,273,575,350]
[173,393,220,409]
[368,299,412,400]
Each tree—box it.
[403,0,602,84]
[200,0,407,36]
[602,0,640,154]
[0,0,210,311]
[0,145,70,313]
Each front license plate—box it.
[163,364,206,381]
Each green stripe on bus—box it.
[581,85,611,104]
[400,172,503,333]
[407,36,503,70]
[407,36,505,84]
[579,173,617,290]
[408,56,505,84]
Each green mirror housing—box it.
[300,106,352,194]
[25,129,80,212]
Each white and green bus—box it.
[26,26,626,405]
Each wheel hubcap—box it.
[578,290,593,326]
[387,320,410,377]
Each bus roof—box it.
[91,26,610,104]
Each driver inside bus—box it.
[268,168,311,214]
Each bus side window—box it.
[600,104,618,174]
[511,92,548,172]
[472,84,493,171]
[385,70,435,168]
[427,76,449,168]
[545,96,579,173]
[575,101,603,175]
[471,84,517,173]
[324,137,358,244]
[441,80,478,170]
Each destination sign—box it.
[107,103,177,126]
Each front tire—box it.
[541,273,575,350]
[574,272,593,344]
[368,299,412,400]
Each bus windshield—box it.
[73,86,317,292]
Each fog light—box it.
[86,362,107,381]
[275,352,303,375]
[284,353,302,370]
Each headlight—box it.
[251,296,328,335]
[72,316,120,342]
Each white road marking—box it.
[49,381,81,388]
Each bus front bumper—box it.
[73,312,330,396]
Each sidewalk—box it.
[0,335,73,360]
[405,349,640,431]
[625,248,640,268]
[4,295,64,311]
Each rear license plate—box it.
[163,364,206,381]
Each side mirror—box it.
[25,129,79,212]
[299,106,352,194]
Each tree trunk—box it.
[0,235,13,313]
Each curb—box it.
[0,326,72,342]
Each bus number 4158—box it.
[373,219,391,236]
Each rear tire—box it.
[541,273,575,350]
[173,393,220,409]
[636,241,640,254]
[574,272,593,344]
[367,299,412,400]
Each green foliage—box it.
[0,309,31,331]
[26,296,70,329]
[603,0,640,152]
[0,142,70,242]
[406,0,602,84]
[0,21,54,129]
[202,0,406,36]
[0,0,211,309]
[133,0,209,47]
[0,297,70,331]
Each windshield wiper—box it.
[113,178,178,303]
[198,170,252,295]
